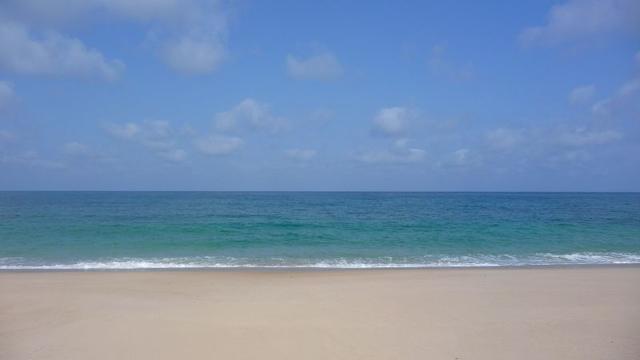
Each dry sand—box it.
[1,266,639,360]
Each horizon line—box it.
[1,190,639,193]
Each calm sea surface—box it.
[1,192,639,269]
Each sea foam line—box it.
[1,252,640,270]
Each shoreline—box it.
[2,262,640,273]
[2,266,639,359]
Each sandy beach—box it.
[1,266,639,360]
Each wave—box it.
[1,252,640,270]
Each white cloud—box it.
[372,107,411,137]
[97,0,185,21]
[129,1,228,75]
[0,81,15,109]
[0,0,228,76]
[0,0,189,25]
[163,35,225,75]
[194,135,243,155]
[0,1,91,25]
[286,51,343,81]
[519,0,640,46]
[215,98,287,133]
[451,148,472,163]
[285,148,317,161]
[619,77,640,97]
[355,138,425,164]
[105,122,140,139]
[591,52,640,117]
[487,126,623,148]
[105,120,187,162]
[482,125,624,169]
[439,148,482,168]
[360,115,426,164]
[592,78,639,116]
[1,0,218,26]
[0,21,124,81]
[569,84,596,104]
[591,99,609,114]
[555,128,622,146]
[355,148,426,164]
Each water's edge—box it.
[2,263,640,273]
[2,252,639,270]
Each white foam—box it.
[1,252,639,270]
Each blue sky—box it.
[0,0,639,191]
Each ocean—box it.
[1,192,639,269]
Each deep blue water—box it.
[1,192,639,269]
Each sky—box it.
[0,0,639,191]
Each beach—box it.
[1,266,639,359]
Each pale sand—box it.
[1,267,639,360]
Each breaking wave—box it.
[1,252,639,270]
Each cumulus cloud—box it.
[488,126,622,148]
[105,122,140,139]
[163,35,225,75]
[0,0,229,76]
[194,135,243,155]
[569,84,596,104]
[0,0,219,27]
[360,110,426,164]
[129,2,228,75]
[439,148,482,168]
[215,98,287,133]
[355,137,425,164]
[519,0,640,46]
[0,81,15,109]
[483,125,624,169]
[555,128,622,146]
[286,51,343,81]
[285,148,317,161]
[96,0,186,21]
[105,120,187,162]
[355,148,426,164]
[592,79,640,116]
[371,107,412,137]
[0,21,124,81]
[155,2,228,74]
[591,52,640,117]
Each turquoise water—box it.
[1,192,639,269]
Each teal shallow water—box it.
[1,192,639,269]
